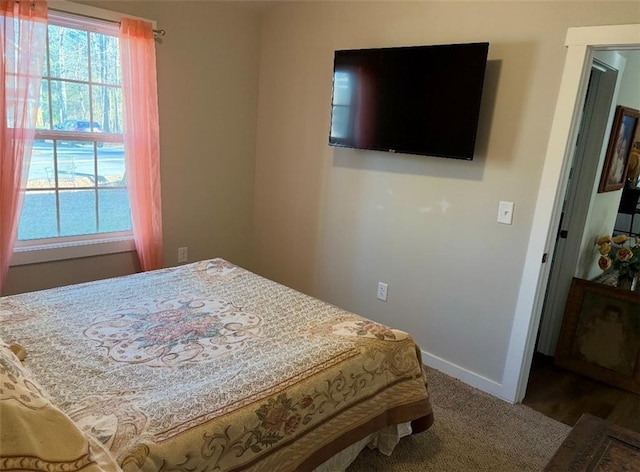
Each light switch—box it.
[497,201,514,225]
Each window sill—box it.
[11,236,136,266]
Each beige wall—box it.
[617,52,640,108]
[252,2,640,384]
[4,0,639,392]
[3,1,262,295]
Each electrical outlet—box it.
[178,247,188,263]
[377,282,388,302]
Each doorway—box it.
[501,24,640,404]
[537,52,624,357]
[524,49,640,432]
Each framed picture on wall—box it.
[555,278,640,394]
[626,131,640,189]
[598,105,640,193]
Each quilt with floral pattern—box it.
[0,259,433,471]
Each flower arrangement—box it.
[596,234,640,282]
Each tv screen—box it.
[329,42,489,160]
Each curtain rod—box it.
[47,6,166,37]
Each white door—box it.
[537,52,625,356]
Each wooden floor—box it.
[523,353,640,434]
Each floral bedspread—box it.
[0,259,433,471]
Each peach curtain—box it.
[0,1,47,293]
[120,18,163,271]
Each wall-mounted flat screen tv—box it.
[329,42,489,160]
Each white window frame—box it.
[11,1,156,266]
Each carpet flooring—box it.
[347,367,571,472]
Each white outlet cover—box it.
[377,282,388,301]
[497,201,514,225]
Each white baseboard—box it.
[421,350,513,403]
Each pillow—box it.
[0,341,121,472]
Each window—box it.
[13,8,134,264]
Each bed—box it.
[0,258,433,471]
